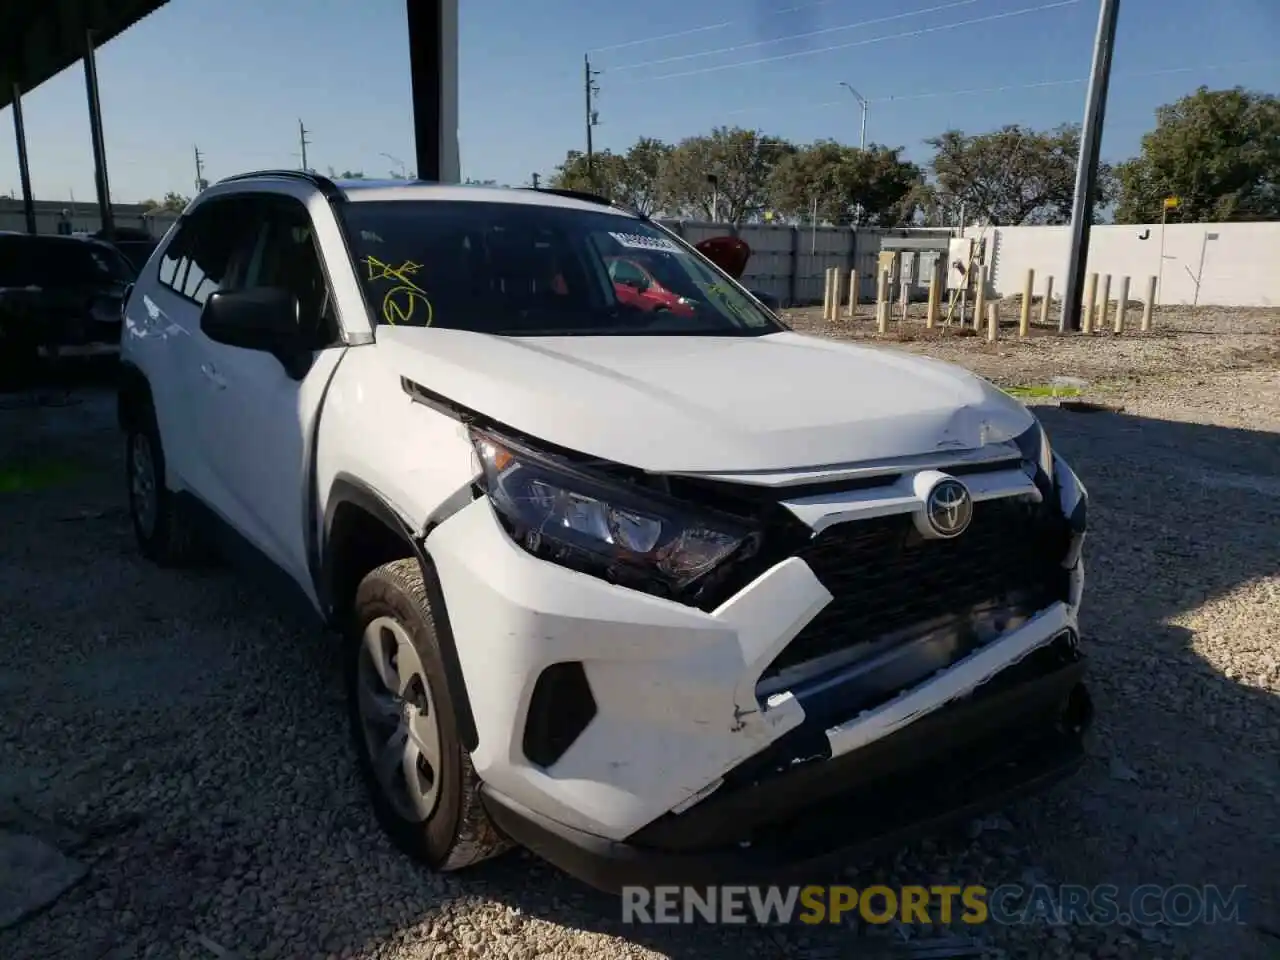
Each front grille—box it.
[766,495,1072,677]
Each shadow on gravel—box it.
[1,383,1278,959]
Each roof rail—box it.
[525,186,649,220]
[214,169,344,201]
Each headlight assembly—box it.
[470,428,754,597]
[1014,419,1055,486]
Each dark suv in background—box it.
[0,232,135,389]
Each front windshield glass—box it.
[338,199,781,337]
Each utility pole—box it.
[584,54,601,188]
[1059,0,1120,332]
[193,144,207,193]
[298,118,311,172]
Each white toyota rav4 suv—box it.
[118,170,1091,890]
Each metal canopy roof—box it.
[0,0,170,113]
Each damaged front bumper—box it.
[482,639,1089,892]
[425,447,1090,891]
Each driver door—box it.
[194,194,346,602]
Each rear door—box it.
[130,198,251,499]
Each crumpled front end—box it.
[424,417,1090,889]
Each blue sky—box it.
[0,0,1276,204]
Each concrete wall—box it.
[983,220,1280,308]
[660,220,956,306]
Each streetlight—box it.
[381,152,407,179]
[838,82,868,150]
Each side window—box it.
[157,229,186,287]
[241,197,337,346]
[157,199,250,305]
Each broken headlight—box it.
[1014,419,1054,484]
[470,428,753,597]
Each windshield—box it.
[338,199,781,337]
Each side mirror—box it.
[201,287,300,351]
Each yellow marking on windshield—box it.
[363,256,434,326]
[705,283,753,324]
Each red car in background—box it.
[605,256,696,317]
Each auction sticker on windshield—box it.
[609,232,680,253]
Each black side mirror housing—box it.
[201,287,300,351]
[201,287,313,379]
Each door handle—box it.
[200,362,227,389]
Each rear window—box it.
[337,199,780,337]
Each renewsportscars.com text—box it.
[621,884,1248,927]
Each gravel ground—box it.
[2,317,1278,960]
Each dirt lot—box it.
[2,311,1279,960]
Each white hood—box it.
[379,327,1035,474]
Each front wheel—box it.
[347,558,511,871]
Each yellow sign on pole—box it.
[1163,196,1180,209]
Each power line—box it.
[638,0,1081,83]
[591,21,734,54]
[721,58,1280,117]
[587,0,864,54]
[608,0,982,73]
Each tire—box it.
[124,403,206,567]
[347,558,511,872]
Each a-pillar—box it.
[406,0,460,183]
[84,28,114,239]
[9,82,37,234]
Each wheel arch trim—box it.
[322,473,480,752]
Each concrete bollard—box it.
[1142,276,1156,331]
[876,269,890,333]
[1039,275,1054,327]
[1082,273,1098,334]
[846,269,858,319]
[973,267,988,332]
[1115,276,1130,333]
[1019,268,1034,337]
[987,303,999,342]
[1098,274,1111,332]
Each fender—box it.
[322,473,480,752]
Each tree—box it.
[546,140,669,214]
[614,137,671,215]
[548,148,630,199]
[327,167,366,179]
[1113,86,1280,223]
[142,191,190,214]
[926,124,1114,225]
[767,141,924,226]
[659,127,793,224]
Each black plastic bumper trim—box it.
[481,672,1089,893]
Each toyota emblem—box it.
[925,478,973,538]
